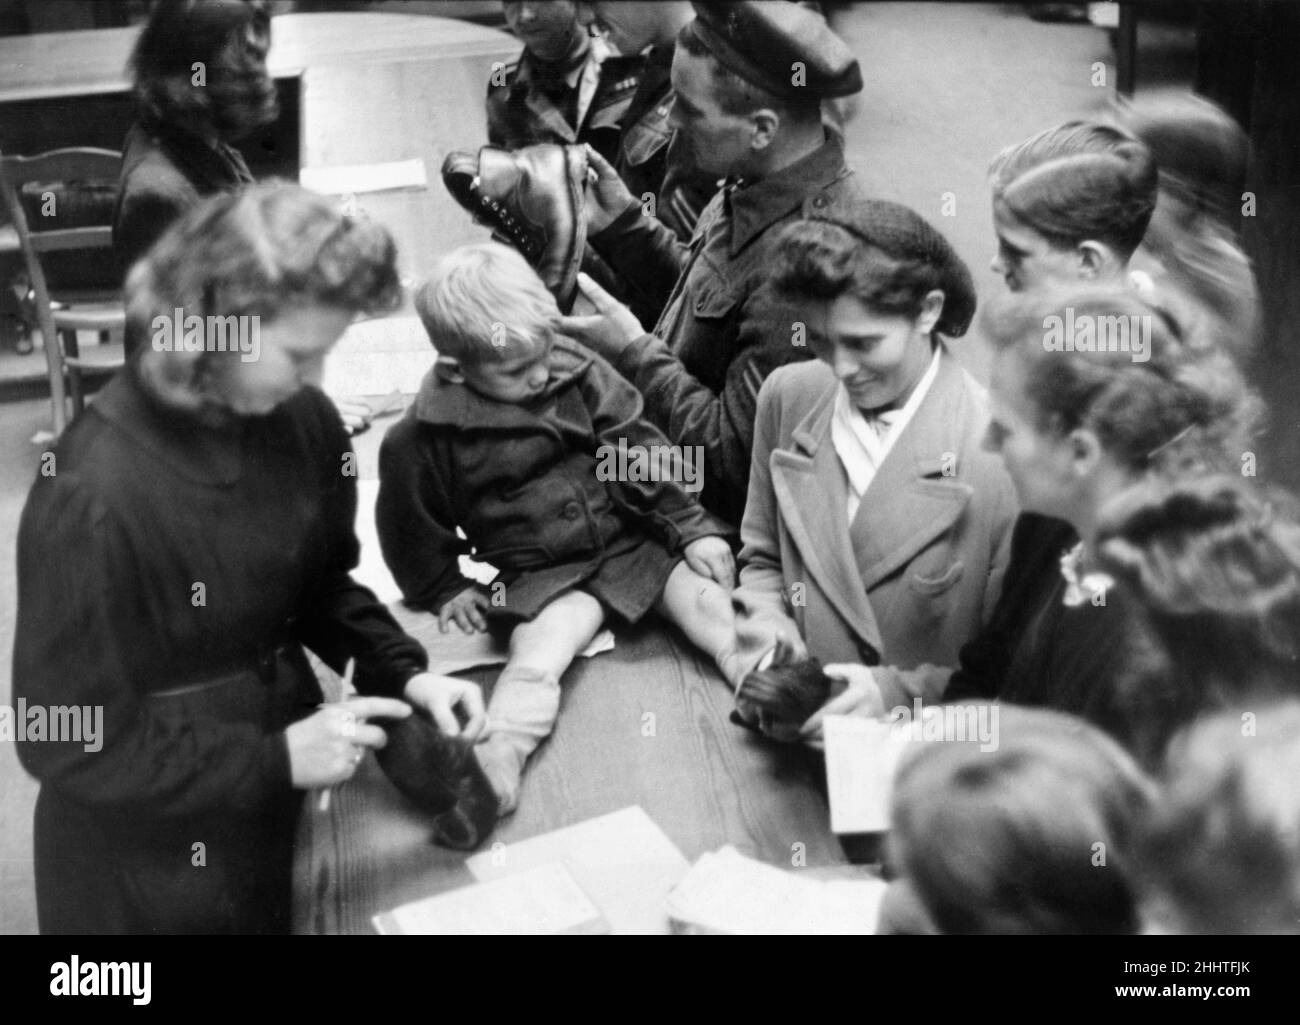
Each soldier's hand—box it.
[582,144,638,235]
[557,273,646,360]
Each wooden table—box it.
[292,617,848,935]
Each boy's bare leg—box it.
[655,560,745,686]
[477,589,605,813]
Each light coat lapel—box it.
[850,348,977,592]
[768,388,884,654]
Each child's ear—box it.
[435,356,466,383]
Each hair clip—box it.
[1145,423,1196,463]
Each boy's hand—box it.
[437,585,491,635]
[557,273,645,361]
[582,144,638,235]
[684,535,735,589]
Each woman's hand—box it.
[799,663,887,748]
[437,585,491,634]
[684,535,736,588]
[582,144,638,235]
[556,273,646,361]
[286,696,411,788]
[403,672,487,743]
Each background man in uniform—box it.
[589,0,718,242]
[487,0,643,163]
[561,0,868,526]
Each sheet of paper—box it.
[390,602,615,676]
[466,806,691,935]
[823,715,911,834]
[300,158,428,195]
[666,845,885,934]
[373,861,608,935]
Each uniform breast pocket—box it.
[621,118,671,167]
[909,559,965,597]
[691,281,740,324]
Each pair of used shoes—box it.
[441,144,589,313]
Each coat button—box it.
[562,501,582,520]
[812,195,827,209]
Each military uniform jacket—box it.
[588,131,865,525]
[486,34,642,164]
[614,42,717,241]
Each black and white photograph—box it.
[0,0,1296,977]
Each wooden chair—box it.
[0,147,126,436]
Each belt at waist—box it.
[147,638,302,700]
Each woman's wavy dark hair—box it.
[770,200,977,338]
[982,284,1261,477]
[1096,476,1300,709]
[128,181,401,414]
[130,0,274,132]
[989,120,1158,259]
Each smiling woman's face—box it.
[210,304,354,417]
[810,293,935,412]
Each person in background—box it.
[115,0,374,430]
[881,706,1155,935]
[725,201,1017,723]
[487,0,642,164]
[1134,701,1300,935]
[561,0,867,526]
[988,120,1157,296]
[1115,90,1261,365]
[1095,475,1300,760]
[114,0,274,291]
[588,0,718,242]
[13,184,486,934]
[377,241,741,836]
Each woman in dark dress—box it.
[113,0,275,296]
[13,183,486,934]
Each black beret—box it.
[684,0,863,101]
[806,198,977,337]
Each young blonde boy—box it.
[377,242,743,838]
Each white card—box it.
[300,158,428,195]
[823,715,911,833]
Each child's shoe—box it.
[374,706,500,850]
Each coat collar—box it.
[766,346,981,651]
[847,347,979,591]
[726,130,848,257]
[513,34,607,141]
[412,336,593,430]
[89,365,249,486]
[136,116,253,190]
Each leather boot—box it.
[441,144,588,312]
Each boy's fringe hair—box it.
[415,241,558,365]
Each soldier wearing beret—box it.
[560,0,870,526]
[487,1,643,164]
